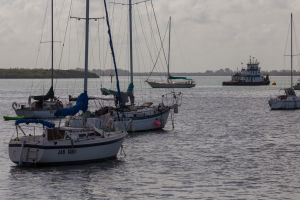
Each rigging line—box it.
[54,0,66,47]
[115,7,127,79]
[68,13,72,70]
[132,7,145,92]
[34,1,49,69]
[292,19,300,70]
[31,1,49,95]
[136,4,155,66]
[90,23,96,72]
[146,22,169,80]
[55,0,73,90]
[150,0,168,66]
[283,21,291,71]
[145,2,159,58]
[97,20,103,87]
[102,1,116,80]
[144,2,166,76]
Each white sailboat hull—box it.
[146,80,195,88]
[69,108,170,132]
[124,109,170,132]
[268,96,300,110]
[9,133,126,166]
[14,109,56,119]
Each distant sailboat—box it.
[268,13,300,110]
[146,17,196,88]
[12,0,67,119]
[8,0,127,166]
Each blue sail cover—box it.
[54,92,88,117]
[15,119,55,128]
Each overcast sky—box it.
[1,0,300,73]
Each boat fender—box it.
[173,104,179,113]
[154,120,161,127]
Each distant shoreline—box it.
[0,69,99,79]
[0,68,299,78]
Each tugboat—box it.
[222,57,270,86]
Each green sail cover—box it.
[168,75,193,81]
[127,82,134,92]
[33,86,54,101]
[102,83,134,95]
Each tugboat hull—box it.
[222,80,270,86]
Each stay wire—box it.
[150,0,168,66]
[31,1,50,96]
[55,0,73,90]
[146,23,169,80]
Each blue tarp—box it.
[15,119,55,128]
[54,92,88,117]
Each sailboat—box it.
[146,17,196,88]
[12,0,68,119]
[268,13,300,110]
[98,2,182,132]
[8,0,127,166]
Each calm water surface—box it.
[0,76,300,199]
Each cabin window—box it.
[79,134,87,138]
[47,128,65,141]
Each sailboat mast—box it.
[291,13,293,88]
[51,0,54,89]
[103,0,124,113]
[167,16,171,77]
[84,0,89,93]
[129,0,133,88]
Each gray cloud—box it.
[1,0,300,72]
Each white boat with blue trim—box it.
[9,120,126,166]
[8,0,127,166]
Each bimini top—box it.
[15,119,55,128]
[168,75,193,81]
[33,86,55,101]
[55,92,88,117]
